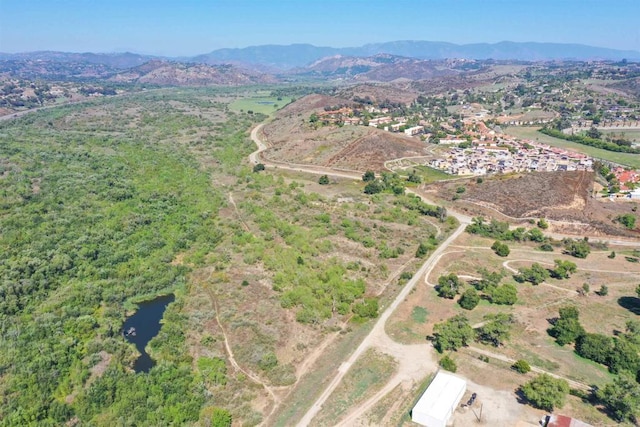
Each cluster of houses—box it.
[430,138,593,176]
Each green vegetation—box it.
[435,273,463,299]
[458,288,480,310]
[597,374,640,423]
[520,373,570,411]
[491,240,510,257]
[229,96,293,115]
[466,217,547,243]
[552,259,578,279]
[476,313,514,347]
[0,93,244,425]
[540,127,640,154]
[318,174,330,185]
[549,305,585,346]
[362,170,375,182]
[516,262,550,285]
[512,359,531,374]
[431,314,474,353]
[563,239,591,258]
[439,355,457,372]
[411,306,428,324]
[487,283,518,305]
[617,213,637,230]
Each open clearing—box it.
[230,96,293,115]
[364,228,640,426]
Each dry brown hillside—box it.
[262,94,427,171]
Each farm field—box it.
[506,126,640,168]
[600,128,640,143]
[229,95,293,115]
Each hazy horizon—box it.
[1,0,639,56]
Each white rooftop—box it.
[412,371,467,426]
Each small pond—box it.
[123,294,175,373]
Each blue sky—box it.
[1,0,639,55]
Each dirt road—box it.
[296,222,469,427]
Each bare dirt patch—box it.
[430,171,640,237]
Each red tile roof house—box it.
[614,167,640,191]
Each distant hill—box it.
[110,60,277,86]
[196,41,640,70]
[3,40,639,78]
[295,54,477,82]
[0,51,153,69]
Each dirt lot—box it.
[262,94,428,171]
[430,171,640,237]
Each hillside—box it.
[261,94,427,170]
[110,60,277,86]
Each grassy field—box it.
[413,164,459,183]
[310,348,397,426]
[600,128,640,143]
[229,95,293,115]
[506,126,640,168]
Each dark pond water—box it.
[123,294,175,373]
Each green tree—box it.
[597,374,640,423]
[352,298,379,319]
[200,407,232,427]
[617,214,636,229]
[476,313,513,347]
[512,359,531,374]
[407,170,422,183]
[362,170,376,182]
[607,337,640,374]
[537,218,549,229]
[474,268,505,290]
[487,283,518,305]
[564,239,590,258]
[253,163,265,172]
[552,259,577,279]
[439,355,457,372]
[318,174,329,185]
[549,305,585,346]
[517,263,549,285]
[415,242,431,258]
[435,273,463,299]
[491,241,510,257]
[598,284,609,296]
[575,333,613,365]
[527,228,545,242]
[363,180,383,194]
[197,357,227,386]
[432,314,475,353]
[520,374,570,411]
[458,288,480,310]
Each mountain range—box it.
[2,40,639,71]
